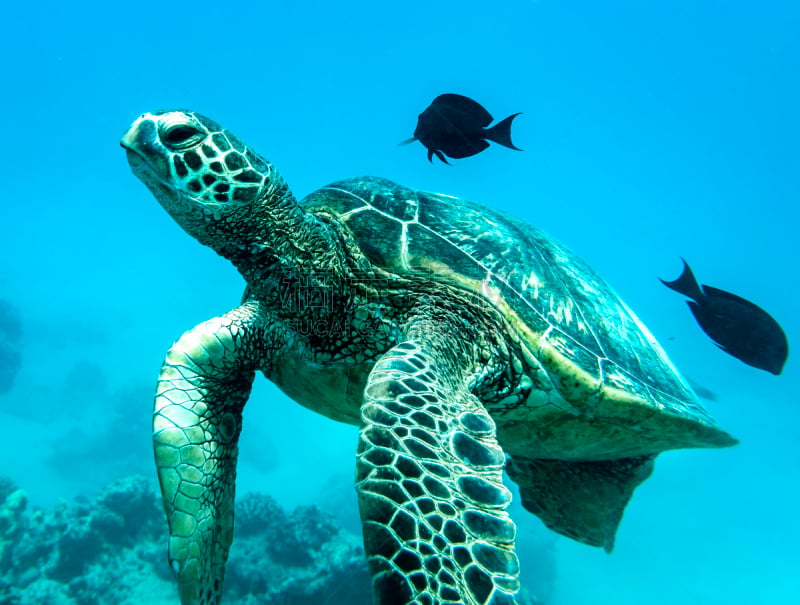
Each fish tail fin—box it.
[398,137,417,146]
[660,258,705,301]
[485,112,523,150]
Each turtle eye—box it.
[161,124,205,150]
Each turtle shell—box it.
[302,176,735,452]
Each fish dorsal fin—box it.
[660,258,705,301]
[432,93,494,126]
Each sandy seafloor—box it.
[1,1,799,604]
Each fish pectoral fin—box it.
[433,149,451,165]
[398,136,417,146]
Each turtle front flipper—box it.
[357,337,519,605]
[153,301,279,605]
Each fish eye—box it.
[161,124,205,150]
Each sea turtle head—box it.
[121,109,289,258]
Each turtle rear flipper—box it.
[357,334,519,605]
[506,455,655,552]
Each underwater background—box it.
[1,0,798,603]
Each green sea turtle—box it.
[121,109,737,605]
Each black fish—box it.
[402,93,522,164]
[660,258,788,375]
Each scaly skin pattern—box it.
[122,110,524,605]
[358,317,519,604]
[121,109,735,605]
[152,301,284,605]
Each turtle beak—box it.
[120,125,142,166]
[121,117,148,165]
[120,128,137,150]
[121,144,146,169]
[121,115,170,177]
[120,114,149,149]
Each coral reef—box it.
[0,475,551,604]
[0,477,26,573]
[0,300,23,396]
[0,476,18,503]
[0,476,371,605]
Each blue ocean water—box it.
[1,0,798,603]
